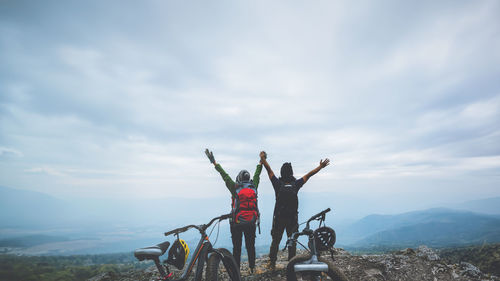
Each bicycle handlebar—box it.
[164,213,232,236]
[306,208,330,225]
[285,208,332,245]
[203,213,231,231]
[164,225,198,236]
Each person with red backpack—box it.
[205,149,262,273]
[259,151,330,269]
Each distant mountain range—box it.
[2,185,500,255]
[0,234,69,247]
[339,208,500,249]
[451,197,500,215]
[0,185,233,229]
[0,186,75,228]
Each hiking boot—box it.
[266,260,276,270]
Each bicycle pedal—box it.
[160,272,173,280]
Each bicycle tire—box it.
[286,254,348,281]
[206,248,241,281]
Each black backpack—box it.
[275,179,298,217]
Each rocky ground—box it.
[89,246,499,281]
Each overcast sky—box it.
[1,0,499,205]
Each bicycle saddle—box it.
[134,241,170,261]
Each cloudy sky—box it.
[1,0,499,207]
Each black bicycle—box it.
[285,208,348,281]
[134,213,241,281]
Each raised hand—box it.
[260,151,267,160]
[319,158,330,168]
[205,148,216,164]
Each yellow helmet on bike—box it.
[166,239,190,269]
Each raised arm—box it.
[260,151,275,180]
[302,158,330,184]
[253,162,263,188]
[205,149,236,194]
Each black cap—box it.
[280,162,294,181]
[236,170,251,183]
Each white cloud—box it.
[414,95,500,135]
[0,0,499,203]
[25,166,66,177]
[0,147,23,157]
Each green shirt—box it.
[214,163,262,198]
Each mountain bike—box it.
[285,208,348,281]
[134,213,241,281]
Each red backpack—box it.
[232,182,259,225]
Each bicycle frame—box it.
[288,208,331,273]
[139,213,231,281]
[292,234,328,273]
[174,235,211,280]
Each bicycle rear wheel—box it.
[206,248,241,281]
[286,254,348,281]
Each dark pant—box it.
[269,215,298,263]
[230,222,256,269]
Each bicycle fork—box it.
[293,230,328,279]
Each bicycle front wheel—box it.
[206,248,241,281]
[286,254,348,281]
[193,243,210,281]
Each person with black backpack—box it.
[259,151,330,269]
[205,149,262,273]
